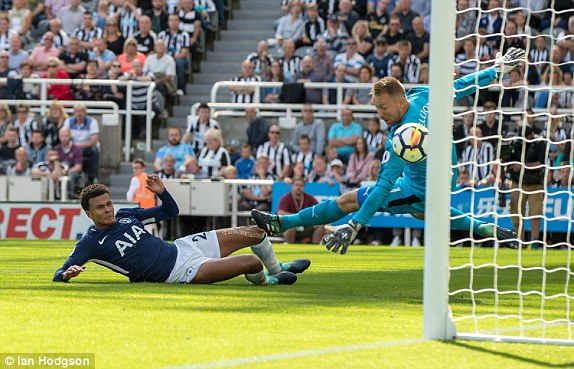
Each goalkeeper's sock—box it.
[281,200,347,231]
[449,208,485,234]
[250,236,282,275]
[245,270,270,285]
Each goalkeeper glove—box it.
[493,47,526,78]
[323,219,362,255]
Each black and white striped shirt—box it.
[166,0,178,14]
[0,30,17,51]
[387,54,421,83]
[74,26,103,44]
[198,146,230,178]
[158,29,190,56]
[246,52,273,75]
[119,8,139,38]
[186,116,220,155]
[529,47,549,72]
[230,74,262,103]
[304,18,325,44]
[362,130,384,153]
[178,9,201,36]
[455,53,479,77]
[291,151,315,176]
[279,55,302,81]
[461,142,495,182]
[256,141,292,178]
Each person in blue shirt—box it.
[54,174,310,285]
[252,48,526,254]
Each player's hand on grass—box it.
[323,220,362,255]
[62,265,86,281]
[145,174,165,195]
[493,47,526,77]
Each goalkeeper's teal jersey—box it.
[353,68,498,225]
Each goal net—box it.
[425,0,574,345]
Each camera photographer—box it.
[503,125,547,249]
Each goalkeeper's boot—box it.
[279,258,311,274]
[268,271,297,285]
[480,223,519,249]
[251,209,282,236]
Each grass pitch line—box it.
[157,338,425,369]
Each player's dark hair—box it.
[80,184,110,211]
[371,77,405,97]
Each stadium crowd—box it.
[0,0,572,245]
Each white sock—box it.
[245,270,270,285]
[250,236,282,275]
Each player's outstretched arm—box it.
[136,174,179,222]
[492,47,526,78]
[61,265,86,281]
[145,173,166,195]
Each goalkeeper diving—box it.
[252,47,526,254]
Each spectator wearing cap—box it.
[321,14,348,54]
[333,37,366,83]
[407,16,429,63]
[329,158,345,186]
[312,37,333,81]
[367,37,393,78]
[298,3,325,49]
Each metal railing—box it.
[225,179,274,228]
[0,78,156,161]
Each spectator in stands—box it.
[104,18,125,56]
[183,102,220,155]
[143,39,176,102]
[322,63,349,105]
[364,0,390,38]
[501,68,527,108]
[63,104,100,186]
[74,11,104,50]
[8,35,28,71]
[336,0,360,35]
[478,0,502,50]
[261,59,284,104]
[321,14,347,54]
[299,3,324,49]
[27,129,49,165]
[5,146,31,175]
[42,100,68,147]
[278,177,325,244]
[230,60,261,103]
[134,15,156,55]
[541,106,568,163]
[154,126,194,171]
[387,39,420,83]
[101,61,127,109]
[328,107,362,161]
[9,0,31,40]
[279,39,301,81]
[392,0,418,35]
[235,143,255,179]
[455,0,477,51]
[334,37,365,83]
[275,0,304,45]
[351,20,373,58]
[312,37,333,82]
[59,36,88,79]
[291,103,325,155]
[118,37,147,73]
[74,59,104,100]
[0,127,20,172]
[389,62,403,80]
[256,124,292,180]
[550,160,574,188]
[48,18,69,53]
[155,153,177,179]
[407,16,429,63]
[238,153,273,211]
[246,40,273,76]
[367,38,391,79]
[478,101,504,148]
[145,0,168,35]
[29,32,60,72]
[0,50,16,99]
[42,57,73,100]
[13,104,38,147]
[382,15,406,54]
[197,128,230,178]
[558,72,572,109]
[88,38,115,74]
[0,14,17,52]
[363,116,385,153]
[291,134,315,176]
[344,64,374,105]
[31,148,68,199]
[329,158,346,189]
[117,0,140,39]
[324,144,339,168]
[0,103,11,145]
[501,19,525,55]
[345,136,374,187]
[54,127,83,197]
[460,126,495,184]
[455,38,479,79]
[454,109,474,159]
[307,155,335,185]
[42,0,69,21]
[245,106,268,151]
[556,15,573,58]
[179,156,207,179]
[93,0,108,30]
[58,0,86,35]
[289,55,324,104]
[126,158,158,232]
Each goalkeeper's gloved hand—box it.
[323,219,362,255]
[493,47,526,78]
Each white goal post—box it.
[424,0,574,345]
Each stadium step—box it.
[224,30,271,41]
[201,62,242,74]
[214,40,261,52]
[208,51,251,62]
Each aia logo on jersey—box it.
[119,218,132,224]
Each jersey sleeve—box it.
[352,143,406,225]
[131,189,179,224]
[53,240,93,282]
[453,68,497,101]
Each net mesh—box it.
[448,0,574,342]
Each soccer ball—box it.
[392,123,429,163]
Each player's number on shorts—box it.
[192,233,207,242]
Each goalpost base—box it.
[456,333,574,346]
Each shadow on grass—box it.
[444,341,574,367]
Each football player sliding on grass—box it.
[253,48,526,254]
[54,174,310,285]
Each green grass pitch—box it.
[1,240,573,369]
